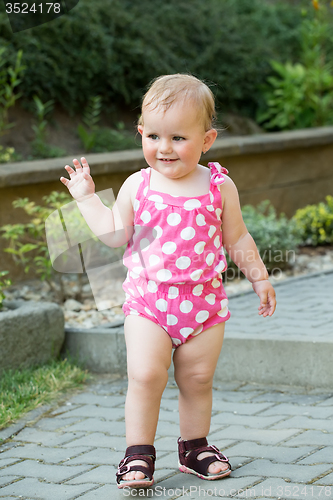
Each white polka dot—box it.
[180,300,193,313]
[148,194,164,203]
[154,226,163,238]
[217,299,229,317]
[129,271,140,280]
[167,213,181,226]
[216,208,222,218]
[168,287,179,299]
[214,235,220,248]
[134,199,140,211]
[208,226,217,238]
[143,186,148,196]
[140,211,151,223]
[196,214,206,226]
[184,199,201,210]
[156,269,172,282]
[190,268,203,281]
[195,310,209,323]
[132,253,140,263]
[194,241,206,254]
[215,260,227,273]
[172,338,182,346]
[180,327,194,338]
[137,286,145,297]
[206,205,214,212]
[140,238,150,252]
[147,280,158,293]
[155,298,168,312]
[144,307,155,316]
[127,288,135,296]
[192,284,204,296]
[209,191,214,203]
[155,202,168,210]
[132,266,144,275]
[129,308,139,315]
[205,293,216,305]
[149,254,160,266]
[212,278,221,288]
[176,256,191,269]
[162,241,177,254]
[181,227,195,240]
[167,314,178,326]
[206,253,215,266]
[192,324,203,336]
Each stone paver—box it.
[1,377,332,499]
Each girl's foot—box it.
[116,445,156,489]
[178,437,231,480]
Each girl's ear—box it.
[138,125,144,136]
[203,128,218,153]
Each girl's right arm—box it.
[60,157,134,247]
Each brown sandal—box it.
[178,437,231,480]
[116,444,156,489]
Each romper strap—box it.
[135,167,150,202]
[208,162,229,186]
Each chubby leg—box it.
[173,322,228,474]
[121,315,173,482]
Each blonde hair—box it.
[138,74,216,131]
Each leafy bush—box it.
[30,95,66,159]
[0,0,302,118]
[0,46,25,136]
[0,270,11,309]
[292,195,333,246]
[0,192,72,301]
[226,200,302,276]
[257,4,333,130]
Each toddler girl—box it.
[60,74,276,489]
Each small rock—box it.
[64,299,83,311]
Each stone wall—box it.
[1,127,333,280]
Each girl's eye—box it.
[148,134,158,140]
[173,136,185,141]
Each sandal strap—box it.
[178,437,208,455]
[178,437,231,477]
[116,444,156,484]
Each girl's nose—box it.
[159,139,172,154]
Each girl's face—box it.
[138,101,217,181]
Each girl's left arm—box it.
[220,176,276,317]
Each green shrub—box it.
[0,0,302,118]
[257,4,333,130]
[91,125,139,153]
[0,270,11,309]
[292,195,333,246]
[0,192,72,301]
[226,200,302,276]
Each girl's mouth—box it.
[158,158,178,163]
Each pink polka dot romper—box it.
[122,162,231,348]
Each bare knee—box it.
[176,369,213,395]
[128,364,169,391]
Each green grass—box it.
[0,358,90,431]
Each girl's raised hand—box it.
[60,157,95,202]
